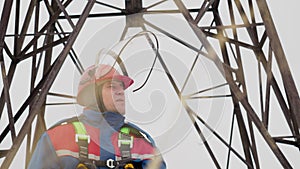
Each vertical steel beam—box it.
[125,0,143,14]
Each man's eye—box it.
[106,82,124,89]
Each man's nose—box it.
[115,88,124,95]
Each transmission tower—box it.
[0,0,299,168]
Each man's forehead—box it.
[103,79,124,85]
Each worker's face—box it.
[101,80,126,115]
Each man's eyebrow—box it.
[111,81,125,88]
[111,80,123,84]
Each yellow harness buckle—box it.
[124,163,135,169]
[76,163,89,169]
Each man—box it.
[28,64,166,169]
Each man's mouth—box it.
[115,99,124,102]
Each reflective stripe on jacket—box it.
[47,122,156,161]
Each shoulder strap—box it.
[118,123,152,160]
[49,118,94,167]
[121,123,153,144]
[119,125,134,159]
[72,121,90,161]
[120,124,144,138]
[72,121,90,143]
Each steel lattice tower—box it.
[0,0,299,168]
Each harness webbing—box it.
[119,126,134,159]
[71,121,145,169]
[72,122,90,160]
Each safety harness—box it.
[73,121,144,169]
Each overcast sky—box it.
[0,1,299,168]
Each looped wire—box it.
[95,30,160,92]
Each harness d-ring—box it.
[106,159,116,168]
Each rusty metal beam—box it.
[0,59,16,141]
[0,63,17,119]
[17,0,38,54]
[256,0,300,129]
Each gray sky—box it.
[0,1,299,168]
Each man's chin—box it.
[116,106,125,115]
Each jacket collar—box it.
[80,109,125,129]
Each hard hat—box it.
[77,64,134,107]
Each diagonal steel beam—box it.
[0,0,15,140]
[17,0,38,54]
[256,0,300,129]
[0,0,13,48]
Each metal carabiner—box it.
[106,159,116,168]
